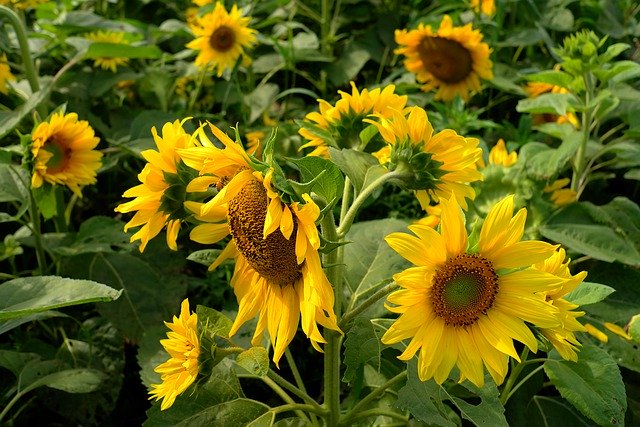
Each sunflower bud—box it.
[387,138,445,191]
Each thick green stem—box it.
[571,71,595,198]
[502,364,545,404]
[266,370,323,411]
[261,375,311,423]
[28,190,47,275]
[271,403,327,416]
[340,371,407,425]
[0,6,40,93]
[499,347,530,405]
[339,282,398,330]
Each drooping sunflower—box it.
[149,299,200,411]
[0,53,16,95]
[382,194,564,387]
[366,106,483,210]
[395,15,493,101]
[178,123,341,365]
[115,119,199,252]
[470,0,496,16]
[30,112,102,197]
[532,247,586,361]
[298,81,408,157]
[85,30,131,73]
[186,2,257,77]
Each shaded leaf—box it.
[343,317,383,382]
[235,347,269,377]
[564,282,615,306]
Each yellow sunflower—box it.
[85,30,130,73]
[0,0,47,9]
[186,2,257,77]
[299,81,408,157]
[524,81,579,128]
[543,178,577,206]
[381,194,564,387]
[30,112,102,197]
[470,0,496,16]
[177,123,340,365]
[149,299,200,411]
[0,53,16,95]
[115,119,198,252]
[487,139,517,167]
[532,247,586,361]
[366,106,483,210]
[245,130,265,157]
[395,15,493,101]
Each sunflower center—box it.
[418,36,473,84]
[209,26,236,52]
[43,136,71,174]
[431,253,498,327]
[227,178,302,288]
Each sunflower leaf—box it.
[543,343,627,426]
[235,347,269,378]
[328,148,379,195]
[564,282,615,306]
[286,155,344,207]
[342,317,383,383]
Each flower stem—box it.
[499,347,530,405]
[271,403,327,416]
[571,70,595,198]
[266,370,324,411]
[340,371,407,425]
[261,375,311,423]
[339,282,398,330]
[502,364,545,404]
[28,189,47,275]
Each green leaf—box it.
[516,93,574,116]
[137,325,169,387]
[564,282,615,306]
[0,310,68,335]
[520,127,582,179]
[0,81,54,139]
[53,216,131,255]
[287,155,344,206]
[245,83,279,124]
[342,317,384,382]
[0,276,121,321]
[326,44,371,86]
[235,347,269,377]
[344,219,411,315]
[0,164,30,221]
[85,42,163,59]
[539,198,640,266]
[186,249,220,267]
[328,148,378,195]
[542,8,574,31]
[526,396,593,426]
[524,70,573,89]
[38,368,106,393]
[628,314,640,344]
[544,343,627,426]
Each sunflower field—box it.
[1,0,639,425]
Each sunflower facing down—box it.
[85,30,131,72]
[149,299,200,410]
[395,15,493,101]
[382,194,565,387]
[298,81,408,157]
[366,106,483,210]
[186,2,257,77]
[30,112,102,197]
[115,119,199,252]
[178,123,341,365]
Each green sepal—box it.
[32,183,57,219]
[318,233,351,254]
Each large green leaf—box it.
[53,216,132,256]
[343,219,411,316]
[516,93,574,116]
[564,282,615,306]
[525,396,593,426]
[85,43,163,59]
[540,197,640,266]
[287,155,344,206]
[328,148,379,195]
[0,81,54,139]
[0,276,121,321]
[235,347,269,377]
[544,343,627,426]
[342,316,384,383]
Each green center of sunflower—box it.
[209,25,236,52]
[431,253,498,327]
[43,136,71,174]
[227,178,302,288]
[418,36,472,84]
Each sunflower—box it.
[366,106,483,210]
[543,178,577,206]
[487,139,517,167]
[395,15,493,101]
[470,0,496,16]
[381,194,564,387]
[85,30,130,73]
[149,299,200,411]
[186,2,257,77]
[524,81,579,128]
[115,119,199,252]
[0,0,47,9]
[532,247,586,361]
[298,81,408,157]
[178,123,341,365]
[245,130,265,157]
[30,112,102,197]
[0,53,16,95]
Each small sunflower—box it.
[0,53,16,95]
[395,15,493,101]
[487,139,517,167]
[524,81,579,128]
[299,81,408,157]
[149,299,200,411]
[114,119,199,252]
[366,106,483,210]
[178,123,340,365]
[30,112,102,197]
[382,194,564,387]
[186,2,257,77]
[533,247,586,361]
[543,178,577,206]
[85,30,131,73]
[470,0,496,16]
